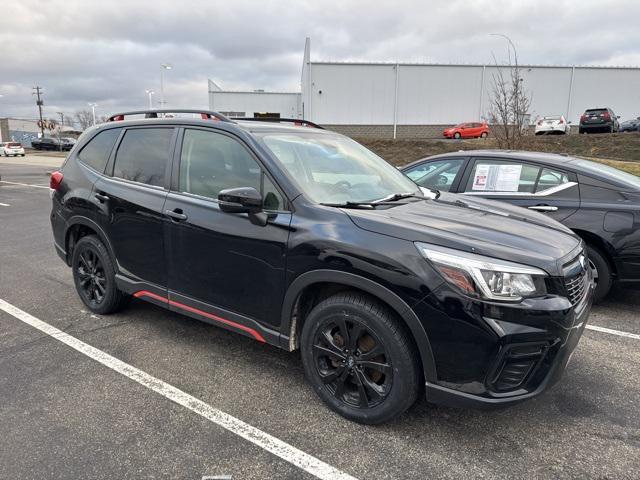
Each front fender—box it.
[279,269,437,382]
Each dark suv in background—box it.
[50,110,594,424]
[579,107,620,133]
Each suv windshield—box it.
[260,132,420,204]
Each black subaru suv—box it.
[50,110,594,424]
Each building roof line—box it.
[309,61,640,69]
[208,90,301,95]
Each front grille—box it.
[563,254,589,306]
[488,343,549,392]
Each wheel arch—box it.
[571,228,617,275]
[280,269,437,382]
[64,216,116,267]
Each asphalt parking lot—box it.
[1,155,639,480]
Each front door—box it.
[460,158,580,222]
[164,127,291,333]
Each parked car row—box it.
[446,107,638,138]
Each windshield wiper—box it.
[373,192,427,203]
[320,201,400,209]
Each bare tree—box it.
[489,43,532,149]
[74,109,94,130]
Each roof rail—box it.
[107,109,234,123]
[234,117,325,129]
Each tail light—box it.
[602,112,611,120]
[537,121,542,126]
[580,114,587,122]
[50,171,64,190]
[558,118,564,124]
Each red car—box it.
[443,122,490,139]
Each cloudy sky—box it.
[2,0,639,122]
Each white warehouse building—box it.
[210,38,640,138]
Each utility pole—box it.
[32,86,45,138]
[57,112,64,151]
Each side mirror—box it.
[617,115,621,119]
[567,121,572,124]
[218,187,268,226]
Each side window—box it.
[466,160,540,193]
[537,168,570,192]
[180,129,281,207]
[113,128,173,187]
[404,159,464,192]
[77,128,121,173]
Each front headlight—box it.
[415,243,548,301]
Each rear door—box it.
[459,157,580,222]
[93,126,176,290]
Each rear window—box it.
[77,128,122,173]
[571,158,640,189]
[113,128,173,187]
[585,109,607,114]
[7,142,22,148]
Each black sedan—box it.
[401,150,640,302]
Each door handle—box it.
[94,193,109,202]
[528,205,558,212]
[165,209,188,221]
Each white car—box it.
[534,115,570,135]
[2,142,26,157]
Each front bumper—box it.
[417,271,594,409]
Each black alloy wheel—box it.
[72,235,130,314]
[76,247,107,306]
[301,292,421,424]
[312,316,392,409]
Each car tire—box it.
[300,291,421,424]
[480,132,488,138]
[454,132,461,139]
[586,245,612,304]
[72,235,130,315]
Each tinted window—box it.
[113,128,173,187]
[404,159,464,192]
[77,128,121,172]
[179,129,261,200]
[466,160,540,193]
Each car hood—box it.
[344,192,582,275]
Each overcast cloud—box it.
[2,0,640,121]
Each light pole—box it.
[489,33,517,64]
[160,63,172,108]
[145,90,155,109]
[88,103,98,125]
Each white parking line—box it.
[0,299,358,480]
[586,324,640,340]
[0,202,10,207]
[0,180,49,189]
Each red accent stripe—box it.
[133,290,266,343]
